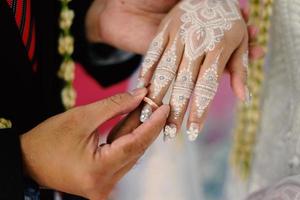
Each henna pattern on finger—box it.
[194,50,222,118]
[140,23,169,78]
[164,124,177,141]
[140,36,178,123]
[151,37,178,99]
[140,104,152,123]
[187,123,201,141]
[164,61,194,141]
[171,68,194,119]
[179,0,240,61]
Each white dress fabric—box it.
[226,0,300,199]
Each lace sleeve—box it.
[246,176,300,200]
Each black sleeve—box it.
[0,128,24,200]
[70,0,142,87]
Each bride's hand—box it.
[137,0,250,141]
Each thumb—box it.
[83,88,147,130]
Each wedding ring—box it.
[143,97,159,109]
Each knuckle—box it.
[63,109,81,127]
[123,138,147,157]
[106,93,128,109]
[224,25,245,45]
[135,140,148,155]
[58,107,91,134]
[109,94,123,104]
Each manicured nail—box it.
[187,123,201,141]
[163,124,177,141]
[140,104,152,123]
[245,86,252,106]
[130,88,147,97]
[136,78,145,89]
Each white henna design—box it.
[140,23,169,77]
[140,104,152,123]
[151,37,178,99]
[179,0,240,61]
[164,124,177,141]
[194,51,222,118]
[171,68,194,119]
[187,122,201,141]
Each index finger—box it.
[99,105,170,171]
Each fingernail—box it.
[140,104,152,123]
[244,86,252,106]
[163,124,177,141]
[187,123,201,141]
[130,88,147,97]
[136,78,145,89]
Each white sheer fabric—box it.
[226,0,300,199]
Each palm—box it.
[98,0,180,54]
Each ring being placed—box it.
[143,97,159,109]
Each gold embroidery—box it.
[0,118,12,129]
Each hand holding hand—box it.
[137,0,251,141]
[20,88,170,200]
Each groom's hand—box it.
[20,88,170,200]
[85,0,180,54]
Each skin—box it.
[21,88,170,200]
[84,0,263,141]
[86,0,180,54]
[136,0,264,140]
[19,1,263,199]
[20,1,179,199]
[85,0,263,57]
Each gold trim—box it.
[0,118,12,129]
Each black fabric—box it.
[70,0,142,87]
[0,129,24,200]
[0,0,141,198]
